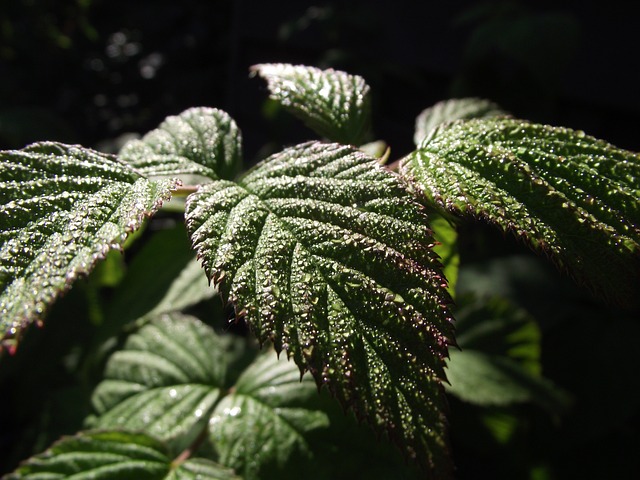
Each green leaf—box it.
[91,312,334,479]
[446,296,569,411]
[447,350,567,410]
[90,313,227,451]
[7,430,238,479]
[167,458,240,480]
[252,64,371,145]
[402,118,640,306]
[414,98,505,146]
[0,142,176,351]
[454,296,542,375]
[186,141,454,475]
[119,107,242,183]
[100,223,214,338]
[209,350,330,479]
[429,215,459,298]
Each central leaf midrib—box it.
[235,182,422,329]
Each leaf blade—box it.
[414,98,506,146]
[7,431,170,479]
[402,118,640,305]
[119,107,242,183]
[7,430,239,480]
[0,142,176,350]
[186,141,454,475]
[209,350,330,479]
[252,63,371,145]
[90,313,227,451]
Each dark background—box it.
[1,0,639,158]
[1,1,639,478]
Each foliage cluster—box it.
[1,63,639,479]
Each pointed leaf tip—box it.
[120,107,243,183]
[0,142,176,349]
[252,63,372,145]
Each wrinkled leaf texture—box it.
[0,142,176,350]
[402,118,640,306]
[119,107,242,183]
[91,313,333,480]
[186,140,454,475]
[6,430,239,480]
[252,63,371,146]
[414,97,506,146]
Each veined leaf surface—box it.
[414,98,505,146]
[119,107,242,183]
[0,142,175,350]
[90,313,228,451]
[209,349,330,479]
[186,141,454,475]
[7,430,239,480]
[91,313,333,480]
[402,118,640,305]
[252,63,371,145]
[447,296,569,411]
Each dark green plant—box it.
[1,64,638,479]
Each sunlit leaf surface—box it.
[0,142,176,350]
[7,430,239,479]
[186,141,454,475]
[402,118,640,305]
[120,107,242,183]
[414,98,505,146]
[252,63,371,145]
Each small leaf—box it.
[446,296,569,411]
[447,350,568,410]
[252,63,371,145]
[414,98,505,146]
[120,107,242,183]
[186,141,454,475]
[402,118,640,306]
[90,313,228,451]
[0,142,176,350]
[7,430,238,479]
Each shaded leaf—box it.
[186,141,454,475]
[414,98,505,146]
[120,107,242,183]
[100,223,214,339]
[446,295,569,411]
[90,313,227,451]
[447,350,568,411]
[455,295,541,374]
[252,63,371,145]
[0,142,176,351]
[209,351,330,479]
[402,118,640,306]
[167,458,240,480]
[91,313,334,479]
[7,430,238,480]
